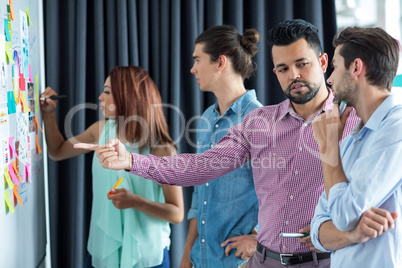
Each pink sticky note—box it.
[29,64,33,83]
[8,163,19,185]
[9,136,18,158]
[25,163,31,182]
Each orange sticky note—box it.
[12,161,22,182]
[35,116,43,133]
[13,184,23,206]
[9,0,15,20]
[5,189,15,213]
[36,134,42,153]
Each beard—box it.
[285,80,322,104]
[332,71,357,105]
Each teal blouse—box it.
[88,120,170,268]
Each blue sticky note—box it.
[4,19,11,41]
[7,91,16,114]
[393,74,402,87]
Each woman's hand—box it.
[40,86,59,113]
[107,188,142,210]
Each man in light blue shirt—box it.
[311,26,401,267]
[180,25,262,268]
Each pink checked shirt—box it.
[128,91,359,254]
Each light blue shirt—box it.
[311,94,402,267]
[187,90,262,268]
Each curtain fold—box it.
[44,1,337,267]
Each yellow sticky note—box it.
[20,92,30,112]
[4,166,14,189]
[5,189,15,213]
[5,42,14,64]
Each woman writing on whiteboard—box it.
[41,66,184,268]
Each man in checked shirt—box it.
[76,19,396,267]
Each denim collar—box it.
[213,89,257,116]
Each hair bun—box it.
[240,29,260,56]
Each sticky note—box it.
[29,65,33,83]
[12,161,22,182]
[13,184,23,206]
[19,76,25,91]
[34,116,43,133]
[4,19,11,41]
[25,162,31,182]
[394,74,402,87]
[26,7,33,26]
[8,162,19,184]
[7,91,16,114]
[5,189,15,213]
[9,0,15,20]
[5,42,14,64]
[20,92,30,112]
[8,136,18,158]
[36,134,42,154]
[4,167,14,189]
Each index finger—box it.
[74,143,112,150]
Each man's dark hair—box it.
[333,27,400,91]
[267,19,322,57]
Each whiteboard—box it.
[0,0,47,267]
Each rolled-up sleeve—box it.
[311,192,333,253]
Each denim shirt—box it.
[187,90,262,268]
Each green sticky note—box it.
[26,7,33,26]
[35,75,39,113]
[394,74,402,87]
[7,4,10,13]
[5,189,15,214]
[7,14,10,22]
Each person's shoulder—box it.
[244,102,284,120]
[152,143,177,157]
[87,120,108,140]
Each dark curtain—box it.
[44,0,337,267]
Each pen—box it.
[39,95,67,101]
[279,233,310,238]
[339,101,347,116]
[108,177,124,195]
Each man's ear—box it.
[217,55,228,71]
[319,53,329,73]
[352,58,364,79]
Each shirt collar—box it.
[361,94,398,131]
[213,89,258,116]
[278,88,334,121]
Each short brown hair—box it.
[333,27,400,90]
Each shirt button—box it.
[202,220,205,224]
[204,201,207,205]
[294,170,298,175]
[210,144,214,148]
[285,220,289,225]
[206,183,209,186]
[299,147,302,151]
[283,245,287,249]
[290,195,294,200]
[215,124,219,128]
[202,239,205,243]
[303,123,308,127]
[197,141,199,145]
